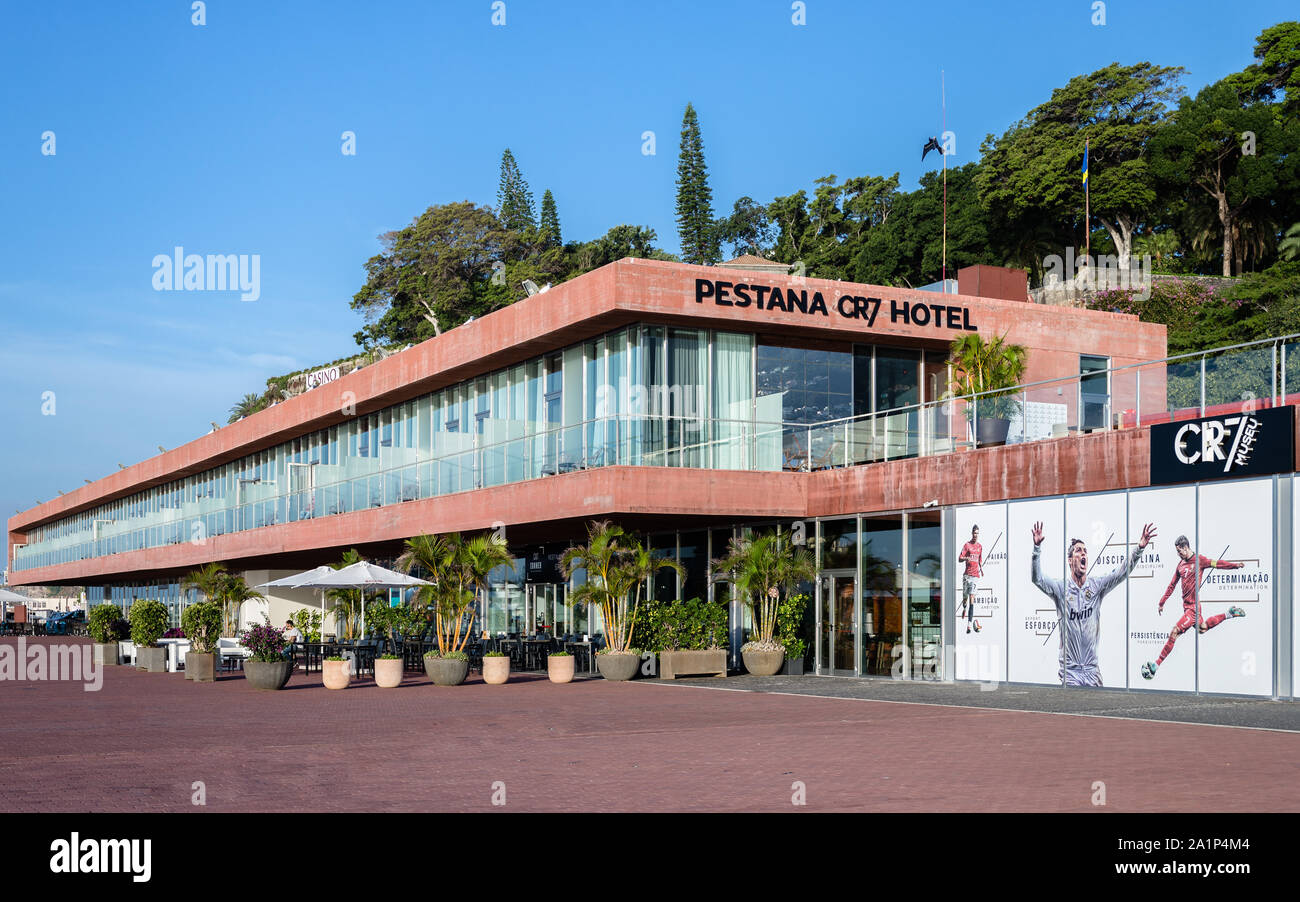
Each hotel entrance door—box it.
[816,572,857,676]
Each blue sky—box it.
[0,0,1294,547]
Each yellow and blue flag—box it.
[1082,140,1089,187]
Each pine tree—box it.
[497,148,536,233]
[675,103,719,265]
[539,189,562,248]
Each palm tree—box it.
[228,393,265,424]
[327,549,365,640]
[615,540,684,654]
[946,332,1028,419]
[711,526,815,648]
[1280,222,1300,261]
[457,533,515,633]
[182,562,231,633]
[222,575,265,637]
[560,520,671,654]
[397,532,508,655]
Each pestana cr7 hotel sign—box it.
[695,278,978,330]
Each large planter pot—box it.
[136,647,167,673]
[185,652,216,683]
[245,659,293,691]
[547,655,575,684]
[596,652,640,682]
[660,649,727,680]
[375,658,403,688]
[779,655,805,676]
[742,647,785,676]
[482,656,510,685]
[323,659,351,690]
[423,655,469,687]
[975,416,1011,447]
[92,643,119,667]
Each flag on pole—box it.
[1082,139,1089,186]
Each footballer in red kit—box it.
[1141,535,1245,680]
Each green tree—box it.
[350,201,514,346]
[228,393,265,423]
[539,189,562,248]
[675,103,719,265]
[1227,21,1300,117]
[979,62,1185,272]
[946,332,1028,418]
[497,148,536,234]
[714,196,775,259]
[1150,79,1298,276]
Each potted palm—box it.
[947,332,1028,447]
[482,650,510,684]
[712,526,815,676]
[240,618,294,690]
[180,600,222,682]
[87,605,124,666]
[561,520,682,682]
[399,531,512,686]
[129,600,169,673]
[547,650,575,683]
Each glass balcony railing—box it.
[13,332,1300,572]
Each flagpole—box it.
[942,69,947,294]
[1084,137,1090,264]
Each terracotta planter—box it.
[375,658,403,688]
[186,651,216,683]
[423,655,469,686]
[742,647,785,676]
[596,652,640,682]
[93,643,119,667]
[136,647,167,673]
[244,659,293,690]
[548,655,575,684]
[482,656,510,685]
[660,649,727,679]
[323,658,351,690]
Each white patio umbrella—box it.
[259,562,431,639]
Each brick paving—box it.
[1,637,1297,813]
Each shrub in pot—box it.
[128,599,170,673]
[323,655,351,690]
[180,601,223,683]
[424,649,470,686]
[548,651,575,684]
[776,593,811,676]
[712,526,816,676]
[87,605,125,666]
[482,650,510,684]
[375,653,403,688]
[947,332,1028,448]
[657,596,729,679]
[561,520,683,682]
[239,618,294,690]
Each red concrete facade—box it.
[8,258,1166,586]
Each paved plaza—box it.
[1,638,1296,813]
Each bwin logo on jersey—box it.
[1068,606,1095,622]
[1173,415,1260,473]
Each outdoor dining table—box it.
[565,641,597,673]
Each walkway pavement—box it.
[0,638,1295,812]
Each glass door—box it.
[817,572,857,676]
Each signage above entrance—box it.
[1149,405,1294,485]
[694,278,978,331]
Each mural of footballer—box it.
[1140,536,1245,681]
[1031,521,1156,687]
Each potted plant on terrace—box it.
[712,526,816,676]
[561,520,683,682]
[240,618,294,690]
[323,655,350,690]
[129,600,169,673]
[399,531,512,686]
[658,596,729,679]
[947,332,1028,448]
[547,650,575,683]
[181,600,223,682]
[87,605,125,667]
[375,653,403,688]
[482,650,510,684]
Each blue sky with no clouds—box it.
[0,0,1294,553]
